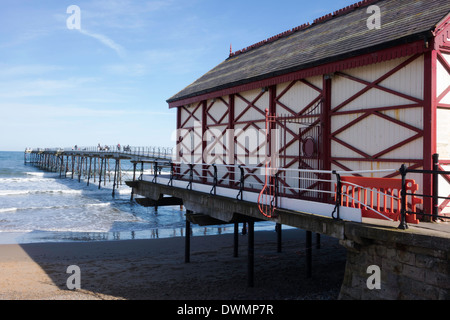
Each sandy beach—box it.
[0,229,347,301]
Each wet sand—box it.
[0,229,347,301]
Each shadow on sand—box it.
[17,228,347,300]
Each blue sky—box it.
[0,0,354,151]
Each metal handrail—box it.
[29,145,175,160]
[399,154,450,229]
[150,160,403,222]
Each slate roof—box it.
[167,0,450,104]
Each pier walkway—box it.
[24,146,173,197]
[25,145,173,163]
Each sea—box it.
[0,151,276,244]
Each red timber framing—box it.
[203,96,231,185]
[232,88,269,192]
[173,39,444,215]
[176,101,203,181]
[434,14,450,215]
[330,53,426,174]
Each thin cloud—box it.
[0,65,63,77]
[0,77,98,99]
[78,29,126,58]
[83,0,174,29]
[1,103,173,120]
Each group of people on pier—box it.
[96,143,131,152]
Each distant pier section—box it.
[24,145,174,198]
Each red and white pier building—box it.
[164,0,450,224]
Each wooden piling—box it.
[234,222,239,258]
[185,214,191,263]
[248,220,254,288]
[306,230,312,278]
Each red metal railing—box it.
[338,176,421,224]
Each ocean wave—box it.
[0,190,30,196]
[0,189,84,196]
[25,172,47,176]
[0,208,19,213]
[0,177,51,183]
[0,229,35,233]
[0,202,112,214]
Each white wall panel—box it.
[206,98,229,126]
[437,108,450,159]
[379,55,424,100]
[379,138,423,160]
[278,77,322,114]
[345,56,410,82]
[380,107,423,130]
[330,113,360,132]
[339,89,418,112]
[437,55,450,102]
[335,115,417,156]
[443,53,450,65]
[180,103,202,128]
[234,89,268,123]
[331,77,366,109]
[438,164,450,212]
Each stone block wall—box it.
[339,224,449,300]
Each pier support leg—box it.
[130,162,137,201]
[93,157,97,183]
[276,223,282,253]
[242,222,247,235]
[185,214,191,263]
[112,158,118,198]
[65,156,68,178]
[59,156,63,178]
[87,157,92,186]
[78,156,82,183]
[71,156,75,179]
[306,230,312,278]
[99,158,103,189]
[316,233,321,250]
[248,221,254,288]
[233,222,239,258]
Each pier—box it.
[24,146,173,199]
[25,148,450,299]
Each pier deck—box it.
[24,146,173,197]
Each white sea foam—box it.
[0,202,113,213]
[0,208,18,213]
[25,172,47,176]
[0,190,29,196]
[0,189,83,196]
[0,177,50,183]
